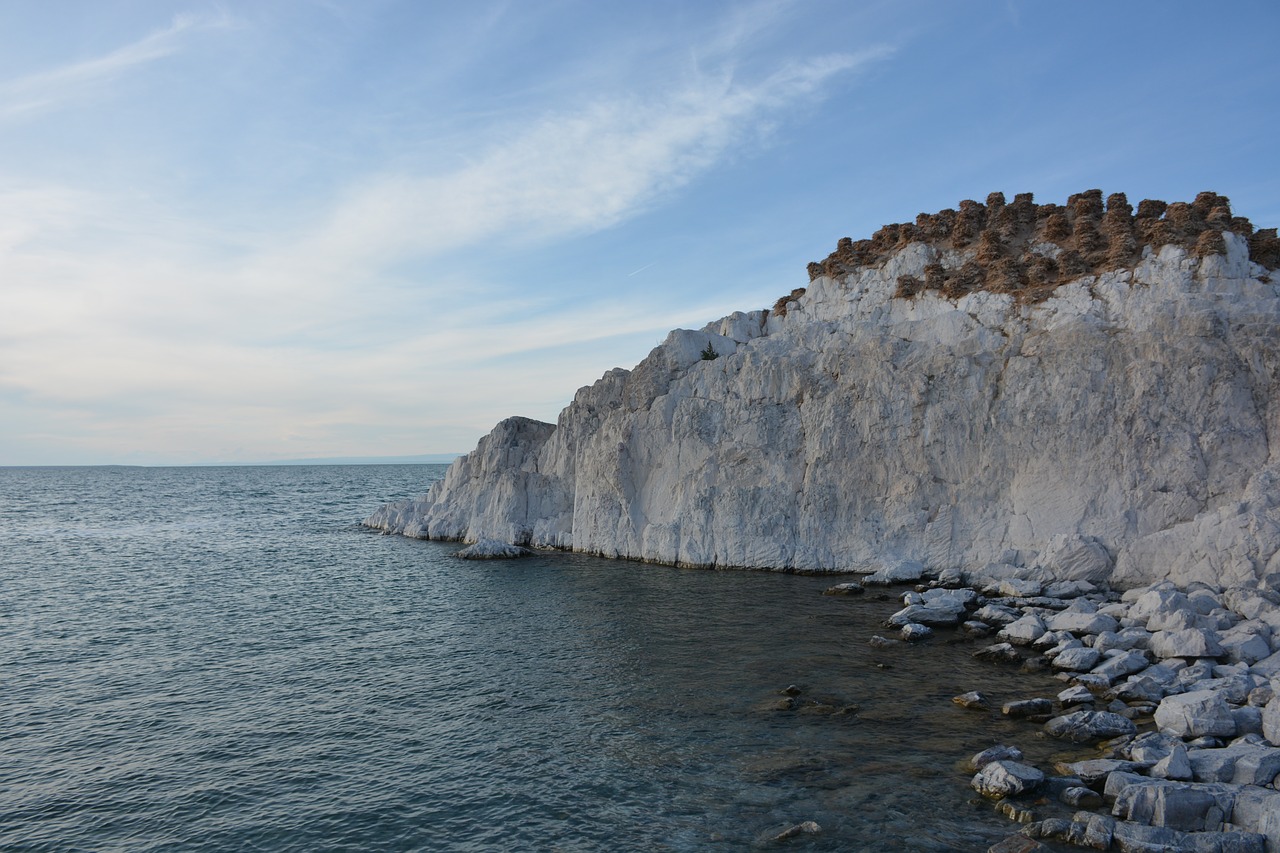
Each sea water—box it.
[0,465,1075,852]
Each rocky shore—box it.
[827,565,1280,852]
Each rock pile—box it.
[867,568,1280,851]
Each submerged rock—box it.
[975,643,1022,664]
[901,623,933,642]
[1003,698,1052,718]
[767,821,821,843]
[953,691,990,710]
[987,835,1050,853]
[970,745,1025,771]
[455,538,530,559]
[887,602,965,627]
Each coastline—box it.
[823,565,1280,852]
[383,524,1280,850]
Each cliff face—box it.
[367,192,1280,590]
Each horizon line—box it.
[0,452,464,469]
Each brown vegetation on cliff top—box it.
[771,287,808,317]
[797,191,1279,307]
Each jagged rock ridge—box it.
[367,191,1280,590]
[806,190,1279,304]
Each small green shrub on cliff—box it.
[700,343,720,361]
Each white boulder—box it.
[1149,629,1225,660]
[1153,690,1237,739]
[1047,610,1120,636]
[998,613,1047,646]
[971,760,1044,799]
[1053,647,1102,672]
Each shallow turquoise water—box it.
[0,464,1072,851]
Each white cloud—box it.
[298,47,893,271]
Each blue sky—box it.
[1,1,1277,465]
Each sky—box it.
[1,1,1278,466]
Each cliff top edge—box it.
[775,190,1278,315]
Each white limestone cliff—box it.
[367,202,1280,590]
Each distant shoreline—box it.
[0,456,461,469]
[245,454,462,466]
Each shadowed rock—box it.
[1044,710,1137,743]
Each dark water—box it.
[0,465,1078,852]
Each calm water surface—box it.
[0,465,1078,851]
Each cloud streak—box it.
[0,12,232,121]
[300,46,894,271]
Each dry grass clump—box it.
[771,287,807,317]
[1102,193,1137,268]
[1194,230,1227,258]
[1251,229,1280,270]
[894,274,922,300]
[797,190,1277,308]
[1041,211,1071,243]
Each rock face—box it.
[366,191,1280,588]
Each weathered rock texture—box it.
[367,191,1280,589]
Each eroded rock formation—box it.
[367,191,1280,590]
[814,190,1278,305]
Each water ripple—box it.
[1,465,1069,851]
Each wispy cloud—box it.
[0,11,233,121]
[299,45,893,272]
[695,0,797,66]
